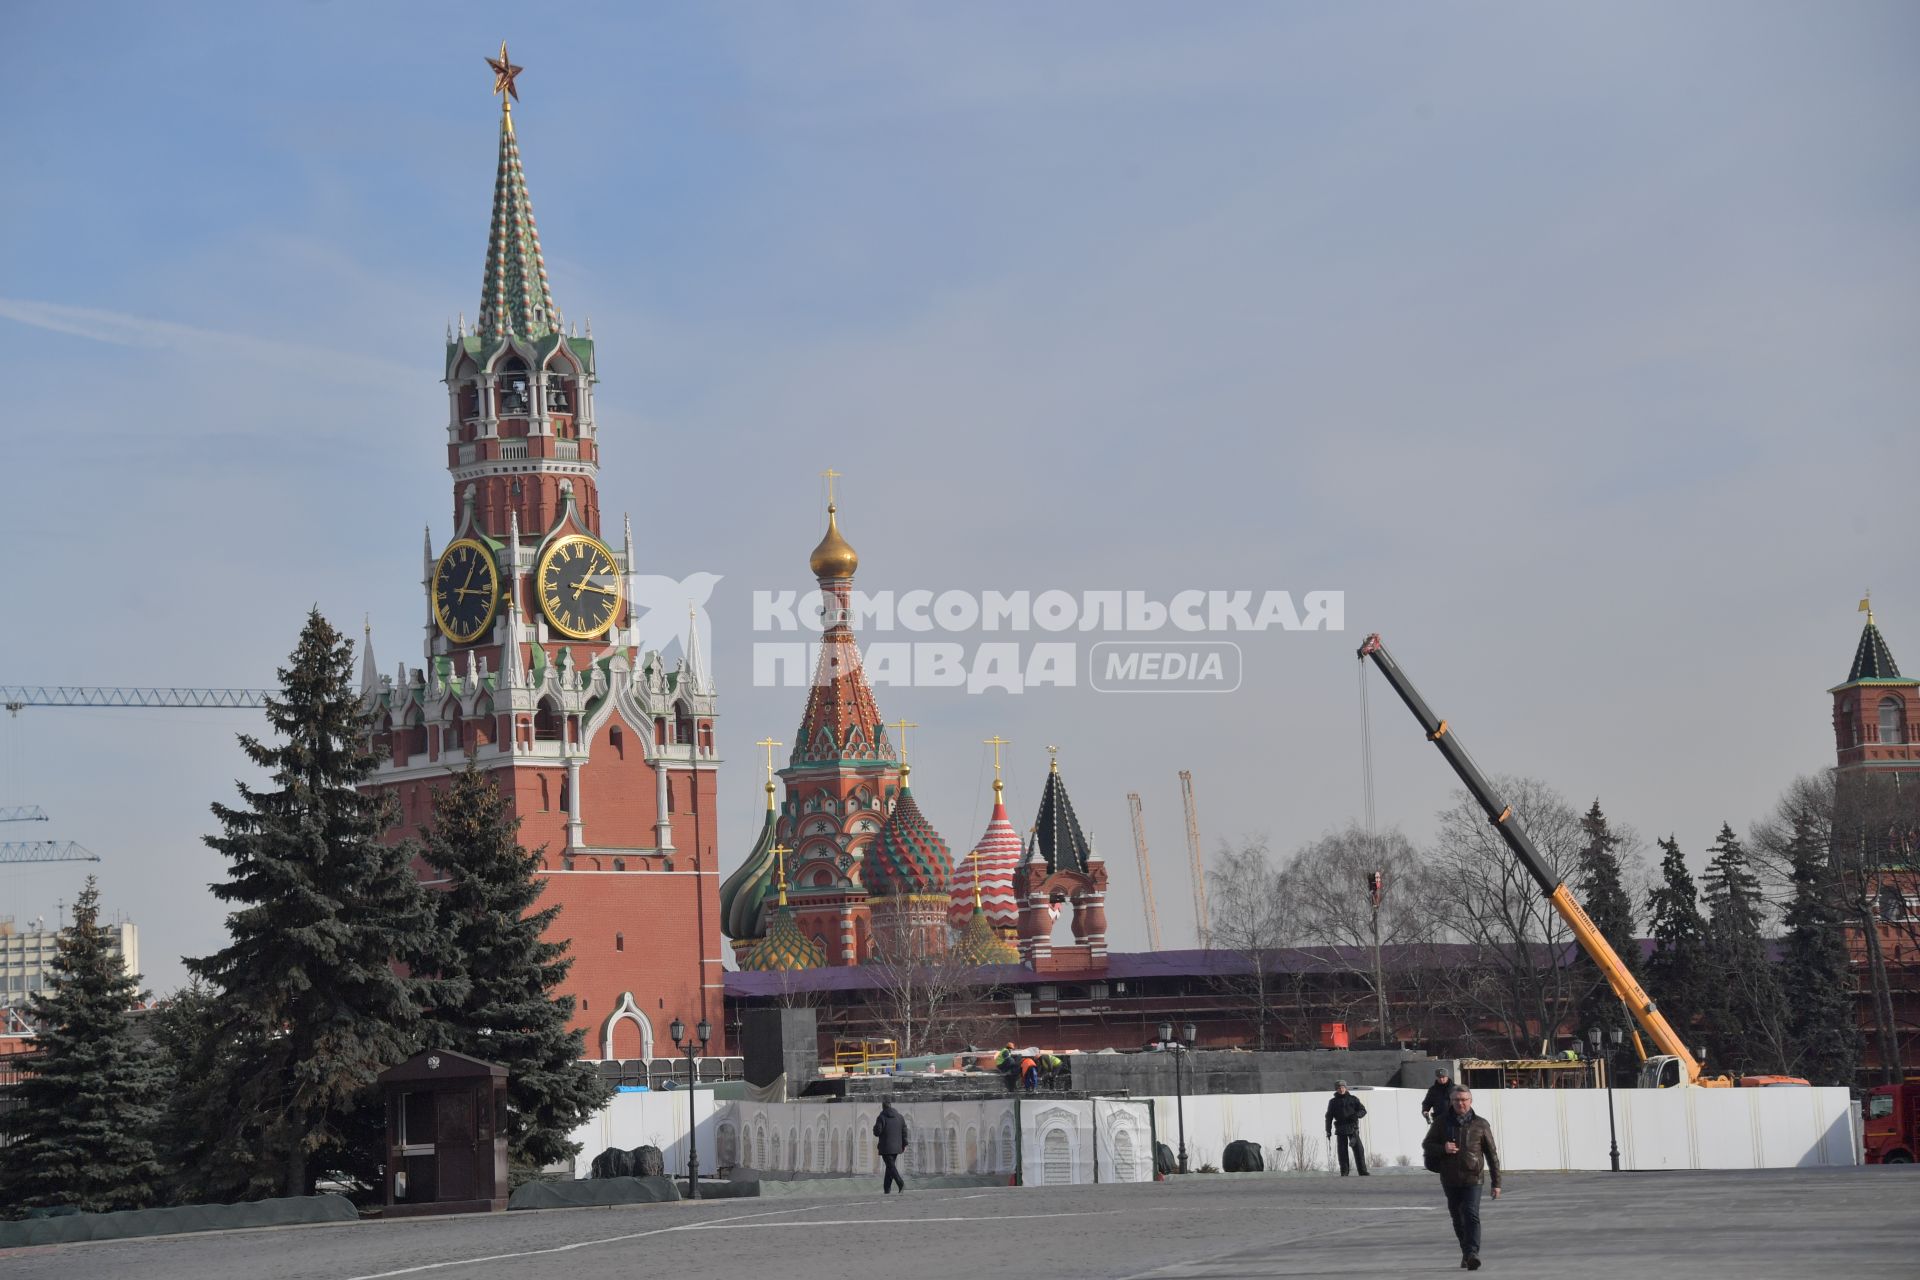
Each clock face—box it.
[536,533,622,640]
[432,538,502,644]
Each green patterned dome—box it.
[720,784,781,942]
[952,905,1019,965]
[740,906,826,972]
[865,766,951,898]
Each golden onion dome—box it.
[809,503,859,579]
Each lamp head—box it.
[670,1016,686,1046]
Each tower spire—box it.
[477,42,558,341]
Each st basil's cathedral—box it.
[718,501,1114,975]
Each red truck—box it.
[1862,1082,1919,1164]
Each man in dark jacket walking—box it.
[1422,1086,1502,1270]
[872,1100,910,1194]
[1421,1068,1454,1124]
[1324,1080,1369,1176]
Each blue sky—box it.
[2,2,1915,992]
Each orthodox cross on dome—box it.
[887,719,918,768]
[486,41,524,107]
[772,843,792,907]
[984,735,1010,793]
[820,467,842,505]
[755,737,782,784]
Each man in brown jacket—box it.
[1422,1086,1502,1270]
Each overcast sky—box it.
[2,2,1914,995]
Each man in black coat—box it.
[872,1099,911,1194]
[1422,1068,1454,1125]
[1324,1080,1369,1176]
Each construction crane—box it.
[1,806,49,824]
[1,842,99,865]
[2,686,272,715]
[1356,632,1808,1090]
[1179,770,1209,948]
[1126,793,1165,950]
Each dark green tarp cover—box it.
[507,1175,684,1210]
[0,1194,356,1249]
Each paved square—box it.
[4,1168,1914,1280]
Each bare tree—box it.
[1280,824,1438,1043]
[863,913,988,1058]
[1206,836,1296,1049]
[1428,776,1586,1056]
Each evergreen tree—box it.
[1571,800,1641,1045]
[184,609,455,1200]
[147,977,246,1198]
[1780,812,1859,1086]
[1701,823,1790,1076]
[1643,835,1708,1062]
[419,762,609,1169]
[0,878,164,1216]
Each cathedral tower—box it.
[362,48,723,1059]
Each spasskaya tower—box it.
[360,45,723,1060]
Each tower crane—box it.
[1,842,99,865]
[2,686,268,862]
[3,686,272,715]
[1179,770,1209,948]
[1126,792,1165,950]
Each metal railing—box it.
[593,1055,746,1089]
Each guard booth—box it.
[379,1049,510,1215]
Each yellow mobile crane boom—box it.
[1357,633,1727,1089]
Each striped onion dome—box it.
[739,906,825,972]
[952,905,1020,966]
[719,783,780,943]
[864,766,952,898]
[949,784,1022,930]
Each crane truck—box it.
[1357,633,1806,1089]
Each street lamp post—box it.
[1589,1025,1622,1172]
[1159,1019,1198,1174]
[671,1016,712,1198]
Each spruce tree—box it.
[1780,812,1859,1086]
[185,608,454,1200]
[0,878,164,1216]
[146,977,230,1195]
[1572,800,1641,1045]
[1701,823,1790,1076]
[419,761,609,1169]
[1643,835,1708,1064]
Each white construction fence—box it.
[1143,1086,1857,1173]
[567,1092,1155,1184]
[567,1085,1854,1183]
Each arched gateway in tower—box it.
[359,54,723,1057]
